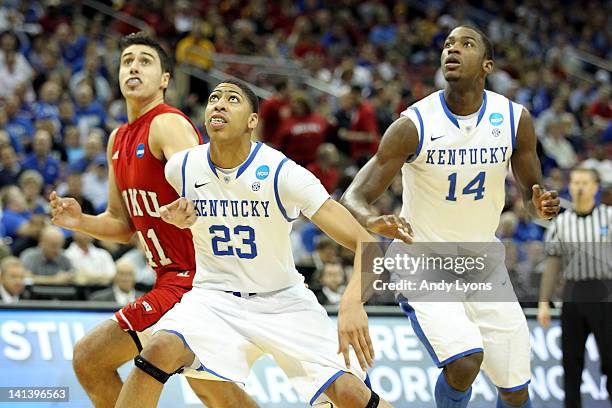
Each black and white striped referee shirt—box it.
[544,204,612,281]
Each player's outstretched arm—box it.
[511,108,561,220]
[50,129,135,243]
[311,199,389,371]
[340,116,418,243]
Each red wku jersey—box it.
[112,103,202,285]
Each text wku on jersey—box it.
[112,103,201,279]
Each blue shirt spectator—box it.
[20,129,61,187]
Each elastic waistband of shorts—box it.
[225,291,257,298]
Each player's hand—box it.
[532,185,560,220]
[160,197,196,229]
[366,214,413,243]
[337,300,374,371]
[537,302,551,328]
[49,191,83,229]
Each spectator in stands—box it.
[62,125,84,164]
[65,231,115,285]
[70,130,104,173]
[314,262,346,305]
[73,82,107,135]
[513,201,544,242]
[20,225,73,285]
[337,86,379,161]
[56,170,95,215]
[307,143,340,194]
[0,256,26,303]
[580,142,612,187]
[4,94,34,147]
[89,259,143,305]
[0,30,34,101]
[275,92,330,166]
[0,144,22,187]
[0,107,23,153]
[69,53,111,104]
[257,78,291,146]
[32,80,61,130]
[82,153,108,213]
[311,236,338,272]
[588,85,611,126]
[21,129,61,187]
[117,236,156,286]
[18,170,48,214]
[541,121,578,170]
[175,20,215,101]
[1,185,45,244]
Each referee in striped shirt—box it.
[538,167,612,408]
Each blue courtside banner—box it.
[0,310,608,407]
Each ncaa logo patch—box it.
[252,182,261,191]
[256,165,270,180]
[489,113,504,126]
[136,143,145,158]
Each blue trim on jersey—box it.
[236,141,263,179]
[476,91,488,127]
[406,106,424,163]
[274,157,298,222]
[398,296,440,365]
[180,151,190,198]
[364,374,372,389]
[439,348,484,367]
[439,91,487,129]
[309,370,345,406]
[498,379,531,393]
[158,329,241,383]
[509,99,517,150]
[206,148,219,179]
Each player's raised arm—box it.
[510,108,561,220]
[148,113,200,161]
[50,129,136,243]
[340,116,418,242]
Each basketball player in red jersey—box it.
[49,32,257,408]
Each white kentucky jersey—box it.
[165,142,330,293]
[400,89,523,242]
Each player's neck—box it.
[574,198,596,214]
[444,84,485,116]
[126,95,164,124]
[209,138,252,169]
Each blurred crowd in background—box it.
[0,0,610,307]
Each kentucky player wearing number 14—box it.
[49,32,257,408]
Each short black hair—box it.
[456,25,494,60]
[217,79,259,113]
[119,32,172,75]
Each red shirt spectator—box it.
[276,94,329,166]
[338,88,379,160]
[307,144,341,194]
[258,80,291,146]
[588,87,612,121]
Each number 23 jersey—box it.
[165,142,330,293]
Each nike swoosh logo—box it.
[431,135,446,141]
[194,182,210,188]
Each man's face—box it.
[33,130,52,157]
[569,170,599,202]
[204,83,257,142]
[441,27,492,82]
[114,264,136,292]
[119,45,169,101]
[40,232,64,261]
[321,264,344,291]
[1,265,25,296]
